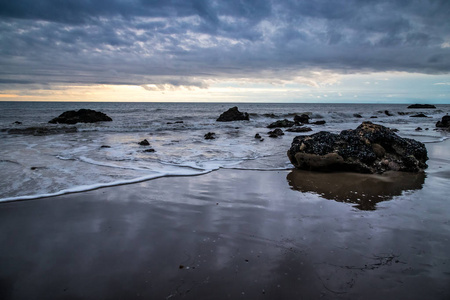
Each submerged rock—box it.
[410,113,428,118]
[49,109,112,124]
[267,119,295,128]
[6,126,77,135]
[216,107,249,122]
[407,104,436,109]
[287,122,428,173]
[436,115,450,129]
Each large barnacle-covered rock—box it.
[287,122,428,173]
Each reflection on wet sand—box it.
[287,170,425,210]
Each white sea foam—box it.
[1,102,449,202]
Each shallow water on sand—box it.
[0,159,449,299]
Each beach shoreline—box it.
[1,147,450,299]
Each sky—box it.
[0,0,450,103]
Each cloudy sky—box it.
[1,0,450,102]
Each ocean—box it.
[0,101,449,202]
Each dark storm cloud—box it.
[0,0,449,88]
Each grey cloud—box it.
[0,0,449,89]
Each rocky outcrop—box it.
[267,119,295,128]
[216,107,249,122]
[287,122,428,173]
[407,104,436,109]
[49,109,112,124]
[436,115,450,129]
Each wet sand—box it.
[1,141,450,299]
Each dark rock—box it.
[49,109,112,124]
[7,126,77,135]
[175,121,184,124]
[14,121,22,125]
[407,104,436,109]
[294,114,309,124]
[370,116,378,119]
[216,107,249,122]
[100,145,111,148]
[268,128,284,138]
[312,120,326,125]
[286,126,313,133]
[204,132,216,140]
[255,133,262,139]
[415,127,423,131]
[410,113,428,118]
[143,148,156,153]
[385,110,393,116]
[267,119,295,128]
[138,139,150,146]
[287,122,428,173]
[436,115,450,128]
[353,114,363,118]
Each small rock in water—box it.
[138,139,150,146]
[286,126,312,133]
[353,113,363,118]
[268,128,284,138]
[415,127,423,131]
[255,133,262,139]
[267,119,295,128]
[294,114,310,124]
[436,115,450,129]
[216,107,249,122]
[204,132,216,140]
[143,148,155,153]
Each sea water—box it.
[0,102,448,201]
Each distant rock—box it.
[216,107,249,122]
[138,139,150,146]
[288,122,428,173]
[255,133,262,139]
[407,104,436,109]
[353,114,363,118]
[370,116,378,118]
[267,119,295,128]
[410,113,428,118]
[6,126,77,135]
[294,114,310,124]
[384,110,393,116]
[100,145,111,148]
[13,121,22,125]
[143,148,156,153]
[49,109,112,124]
[436,115,450,129]
[286,126,312,133]
[415,127,423,131]
[268,128,284,138]
[204,132,216,140]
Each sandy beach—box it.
[0,139,449,300]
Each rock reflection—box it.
[287,170,425,210]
